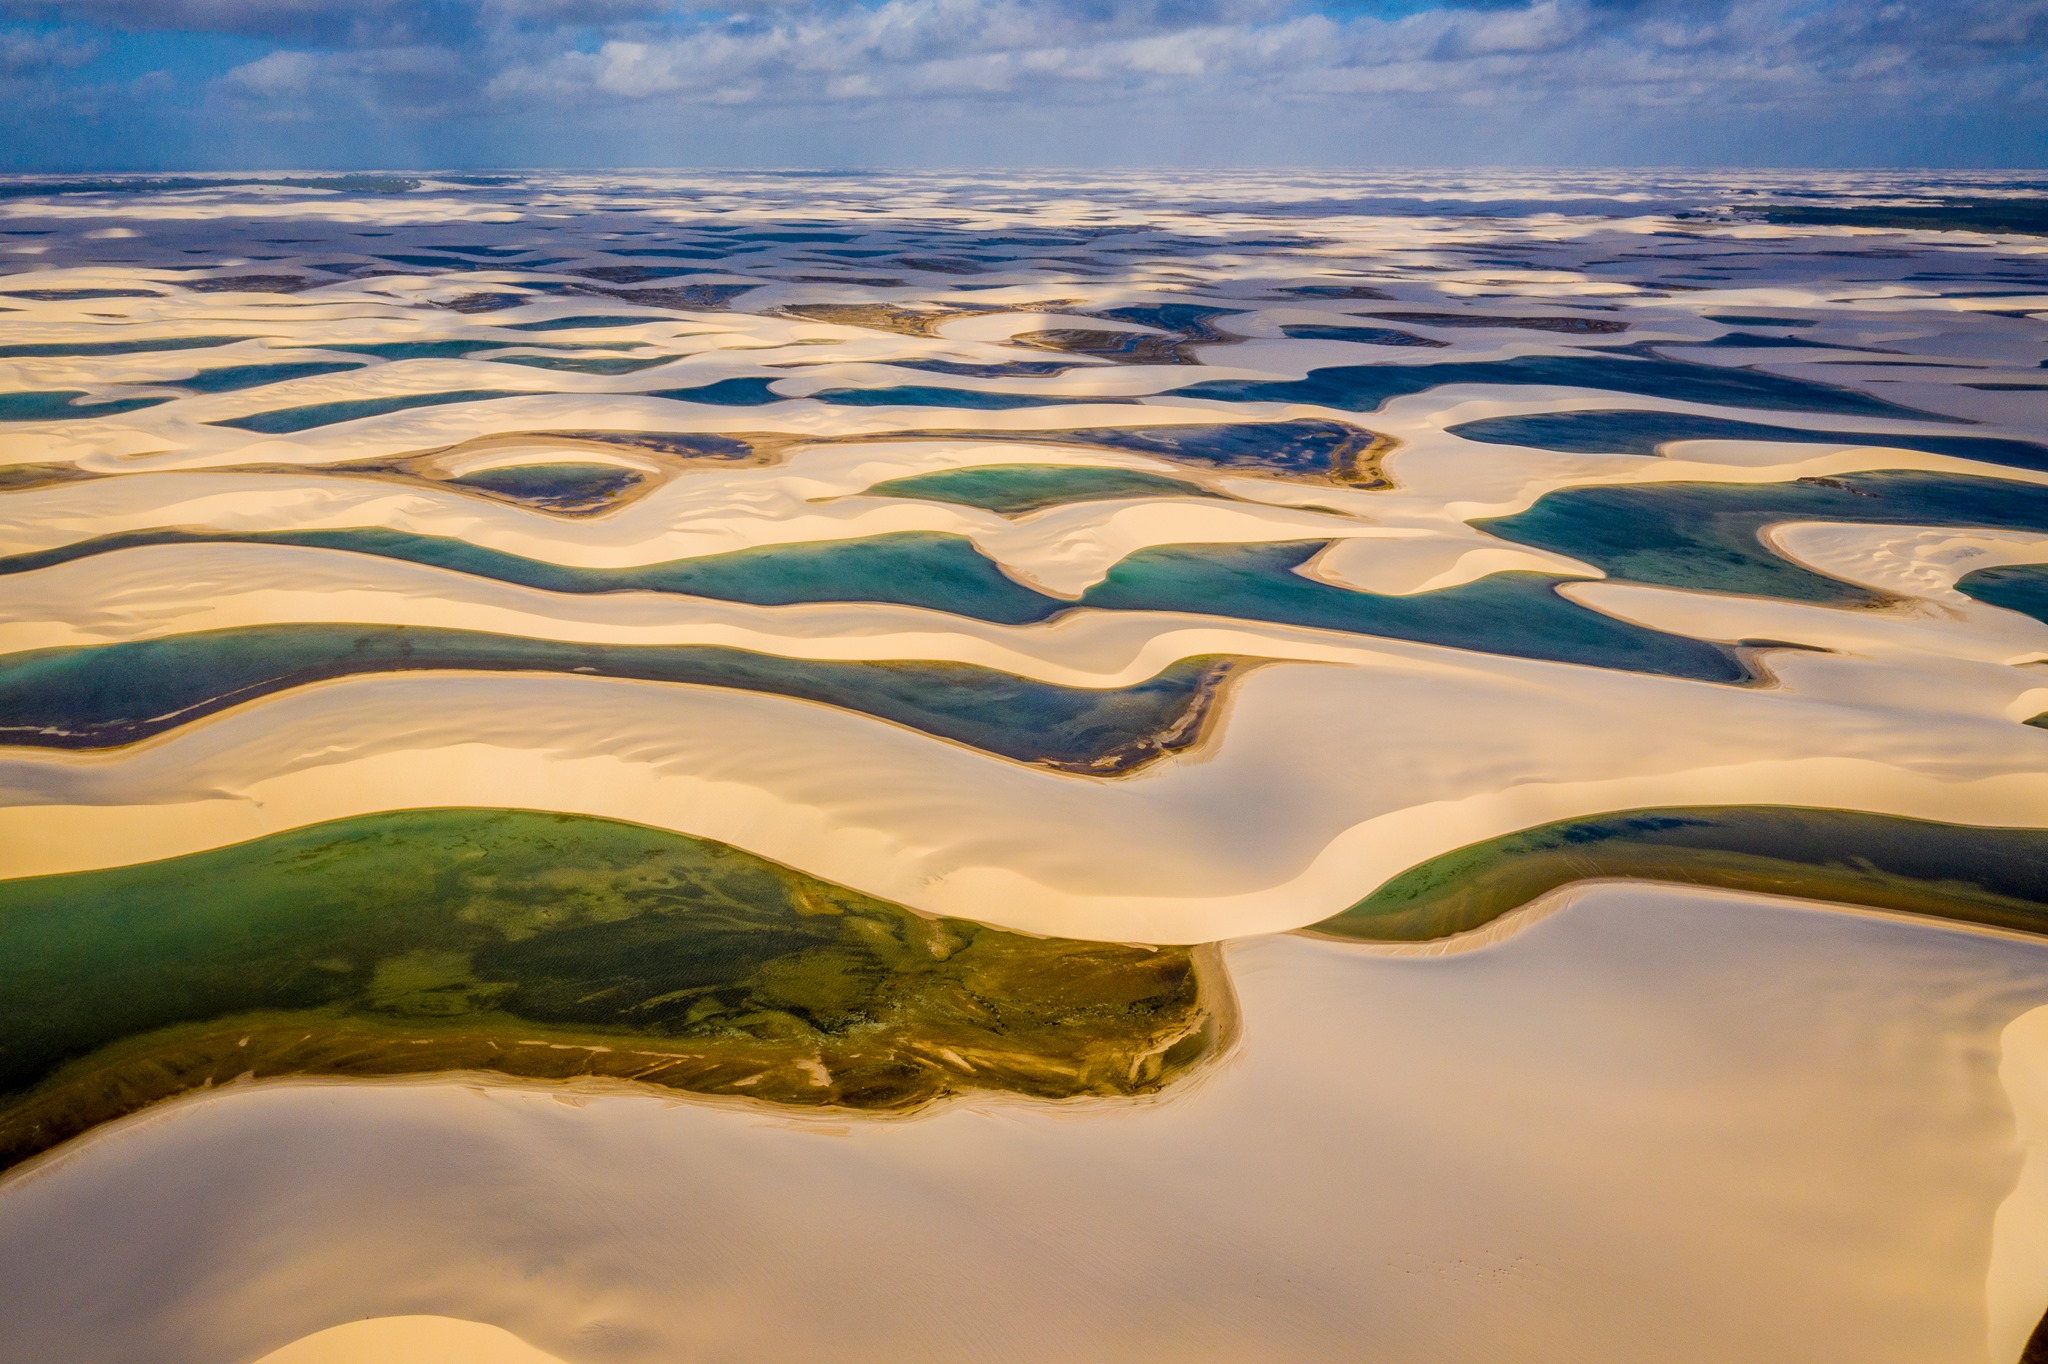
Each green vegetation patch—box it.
[0,808,1224,1175]
[1312,806,2048,943]
[861,463,1222,516]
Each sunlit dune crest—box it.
[255,1317,569,1364]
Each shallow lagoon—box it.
[1483,471,2048,604]
[0,625,1236,770]
[1451,408,2048,472]
[1178,352,1949,420]
[0,531,1749,677]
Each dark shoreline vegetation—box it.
[1482,471,2048,606]
[0,531,1750,680]
[0,626,1241,775]
[1312,806,2048,942]
[0,808,1228,1177]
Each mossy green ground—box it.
[0,809,1223,1175]
[1314,806,2048,942]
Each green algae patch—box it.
[0,809,1227,1175]
[861,463,1223,516]
[1311,806,2048,943]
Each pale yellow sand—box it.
[1993,1005,2048,1363]
[255,1317,567,1364]
[1767,522,2048,606]
[2,884,2042,1364]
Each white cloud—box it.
[443,0,2048,122]
[7,0,2048,162]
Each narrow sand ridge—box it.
[1,885,2042,1364]
[4,656,2048,941]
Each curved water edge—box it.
[1482,471,2048,606]
[1450,408,2048,474]
[0,531,1753,680]
[0,625,1244,774]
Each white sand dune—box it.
[1767,522,2048,606]
[253,1318,569,1364]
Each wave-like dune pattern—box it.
[4,169,2048,1362]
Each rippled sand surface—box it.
[2,168,2047,1361]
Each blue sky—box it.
[1,0,2044,169]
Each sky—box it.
[0,0,2044,170]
